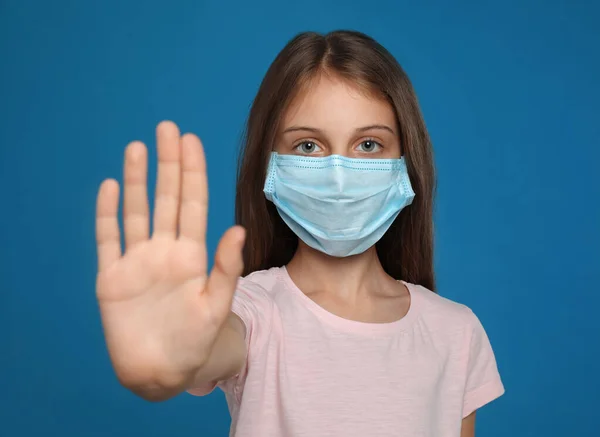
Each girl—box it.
[95,30,504,437]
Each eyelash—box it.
[293,138,384,154]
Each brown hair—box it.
[235,30,436,291]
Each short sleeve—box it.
[187,274,274,398]
[462,309,505,417]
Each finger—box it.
[203,226,246,317]
[123,141,150,250]
[179,133,208,244]
[96,179,122,272]
[152,120,182,238]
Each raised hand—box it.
[95,121,245,394]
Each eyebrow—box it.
[282,124,396,135]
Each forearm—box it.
[188,312,247,390]
[119,312,246,402]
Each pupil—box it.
[303,143,314,152]
[364,141,373,151]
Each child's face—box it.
[275,73,401,159]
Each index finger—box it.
[178,133,208,245]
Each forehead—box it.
[282,73,396,128]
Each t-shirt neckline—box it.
[278,266,420,335]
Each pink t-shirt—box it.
[188,267,504,436]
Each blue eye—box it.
[357,140,382,153]
[295,141,322,154]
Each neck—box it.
[285,241,392,300]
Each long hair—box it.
[235,30,436,291]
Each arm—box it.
[187,312,247,390]
[126,312,247,402]
[460,412,476,437]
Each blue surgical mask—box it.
[263,152,415,257]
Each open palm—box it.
[95,121,245,389]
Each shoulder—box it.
[232,267,285,313]
[406,285,505,414]
[229,268,284,352]
[406,282,486,338]
[238,266,284,297]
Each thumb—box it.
[204,225,246,318]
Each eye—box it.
[356,139,382,153]
[294,141,322,154]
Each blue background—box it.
[1,0,598,436]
